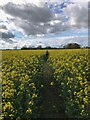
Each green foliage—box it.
[64,43,81,49]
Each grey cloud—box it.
[64,4,88,28]
[1,32,15,39]
[48,22,69,34]
[1,2,88,36]
[16,20,47,35]
[0,25,7,30]
[2,2,63,35]
[88,7,90,28]
[2,38,15,44]
[3,3,53,23]
[0,31,15,44]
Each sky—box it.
[0,0,89,49]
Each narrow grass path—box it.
[39,62,68,118]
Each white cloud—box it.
[1,34,88,49]
[0,0,88,49]
[0,9,13,20]
[0,0,44,6]
[64,3,88,28]
[0,0,72,6]
[1,1,88,36]
[1,3,59,35]
[72,0,89,2]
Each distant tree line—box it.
[7,43,89,50]
[21,45,53,50]
[21,43,82,50]
[63,43,81,49]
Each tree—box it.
[63,43,81,49]
[21,45,27,50]
[45,46,51,49]
[37,45,42,49]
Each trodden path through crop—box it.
[39,62,68,118]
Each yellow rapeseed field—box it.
[1,49,90,119]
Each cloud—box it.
[1,3,57,35]
[2,38,15,44]
[0,0,88,49]
[1,2,69,35]
[0,31,16,44]
[64,3,88,28]
[1,1,88,36]
[0,25,7,30]
[72,0,89,2]
[3,3,53,23]
[1,32,15,39]
[0,35,88,49]
[0,0,45,6]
